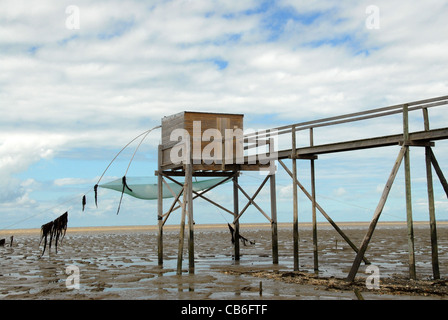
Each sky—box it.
[1,0,448,230]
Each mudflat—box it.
[1,221,447,300]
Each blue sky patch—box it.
[97,18,135,40]
[213,59,228,70]
[27,45,40,55]
[58,34,79,46]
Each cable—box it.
[116,125,161,214]
[96,125,161,186]
[0,126,161,231]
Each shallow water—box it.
[1,222,447,300]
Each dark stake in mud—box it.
[227,223,255,246]
[39,212,68,257]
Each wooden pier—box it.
[155,95,448,281]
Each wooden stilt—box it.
[403,104,416,280]
[423,108,440,279]
[270,172,278,264]
[310,128,318,273]
[186,161,194,274]
[292,126,299,271]
[268,136,279,265]
[177,182,187,275]
[425,147,440,279]
[347,146,406,282]
[157,145,163,266]
[233,173,240,260]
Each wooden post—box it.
[270,171,278,264]
[291,126,299,271]
[310,128,318,273]
[177,180,187,275]
[157,145,163,266]
[347,146,406,282]
[268,135,278,264]
[233,173,240,260]
[186,161,194,274]
[403,104,417,280]
[423,108,440,279]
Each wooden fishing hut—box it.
[156,95,448,281]
[156,111,277,274]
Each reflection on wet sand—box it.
[0,222,447,300]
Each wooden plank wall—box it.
[161,111,244,169]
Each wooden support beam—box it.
[177,182,187,275]
[292,126,299,271]
[270,172,279,264]
[423,108,440,280]
[347,146,406,282]
[278,160,370,264]
[233,173,240,260]
[278,127,448,159]
[236,182,272,223]
[159,170,238,177]
[162,186,184,226]
[163,179,183,206]
[425,147,440,279]
[233,175,270,224]
[310,128,318,273]
[157,145,163,266]
[429,148,448,198]
[186,162,194,274]
[403,104,417,280]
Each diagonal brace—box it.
[236,180,273,223]
[278,159,370,264]
[346,146,406,282]
[233,175,270,224]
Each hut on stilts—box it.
[156,95,448,281]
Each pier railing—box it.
[243,95,448,158]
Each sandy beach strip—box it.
[2,220,445,236]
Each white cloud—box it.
[1,0,447,227]
[0,133,66,204]
[53,177,97,186]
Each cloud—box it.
[53,177,98,186]
[1,0,447,227]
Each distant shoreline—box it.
[2,220,446,236]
